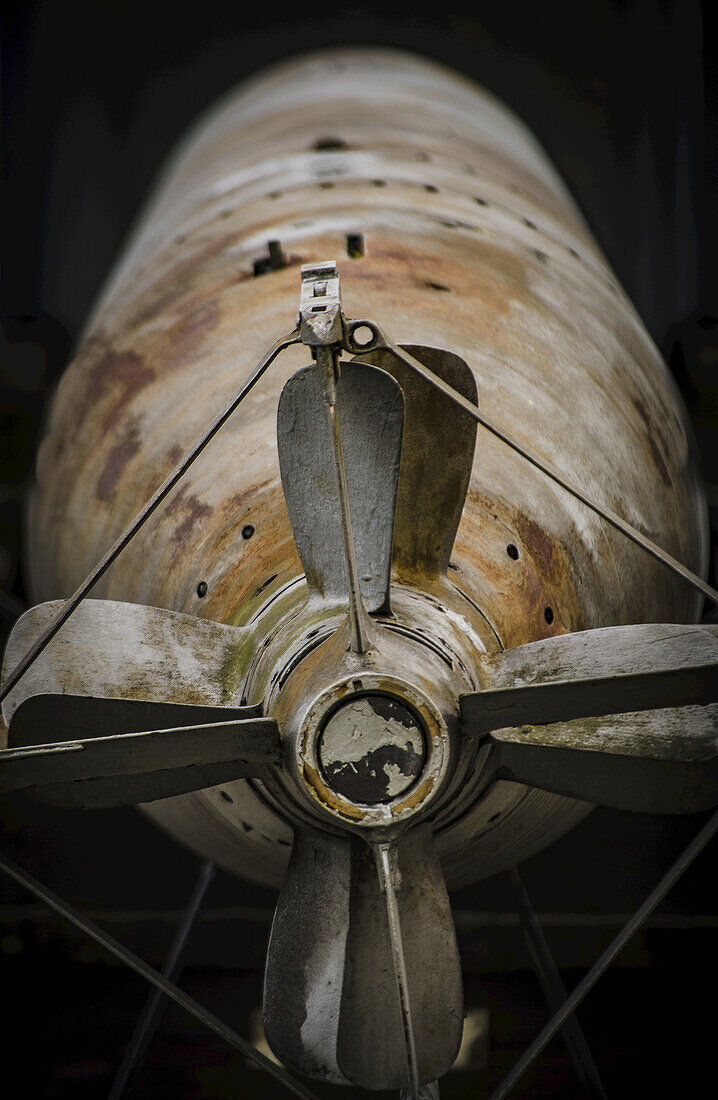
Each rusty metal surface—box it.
[24,48,709,888]
[352,344,478,584]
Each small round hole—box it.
[506,544,519,560]
[372,179,387,187]
[268,191,282,200]
[544,606,554,624]
[196,581,208,598]
[351,323,375,348]
[242,525,255,540]
[313,136,347,151]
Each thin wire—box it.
[317,345,373,653]
[0,850,320,1100]
[489,805,718,1100]
[374,841,421,1099]
[107,858,216,1100]
[509,867,606,1099]
[372,330,718,609]
[0,330,299,706]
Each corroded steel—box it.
[23,49,708,889]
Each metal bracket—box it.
[298,261,343,347]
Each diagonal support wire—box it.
[0,329,300,706]
[360,325,718,609]
[316,345,374,653]
[509,867,606,1099]
[0,850,320,1100]
[374,841,421,1100]
[107,858,216,1099]
[489,805,718,1100]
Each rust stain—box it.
[458,489,587,646]
[95,418,142,501]
[165,443,184,468]
[392,775,434,815]
[166,299,220,368]
[165,486,214,552]
[514,512,559,578]
[228,479,274,514]
[631,395,673,488]
[77,345,155,432]
[342,237,530,321]
[302,760,367,821]
[127,230,239,329]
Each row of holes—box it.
[238,175,588,269]
[197,535,555,626]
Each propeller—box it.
[461,623,718,813]
[264,825,463,1090]
[1,600,281,806]
[0,709,279,808]
[270,274,469,1087]
[3,261,718,1096]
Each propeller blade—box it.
[2,599,252,725]
[263,826,352,1085]
[264,825,463,1090]
[277,360,404,613]
[351,344,477,582]
[7,693,257,750]
[461,623,718,812]
[0,712,281,808]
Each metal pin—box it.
[374,840,420,1099]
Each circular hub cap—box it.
[318,694,425,804]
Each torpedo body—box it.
[2,49,715,1091]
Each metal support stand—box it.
[509,867,606,1099]
[0,850,320,1100]
[490,806,718,1099]
[107,858,216,1099]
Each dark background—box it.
[1,2,717,1097]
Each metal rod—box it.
[0,850,320,1100]
[317,346,373,653]
[509,867,606,1099]
[374,841,420,1099]
[489,805,718,1100]
[400,1083,440,1099]
[372,329,718,609]
[107,858,216,1099]
[0,329,300,705]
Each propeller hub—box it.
[317,693,426,805]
